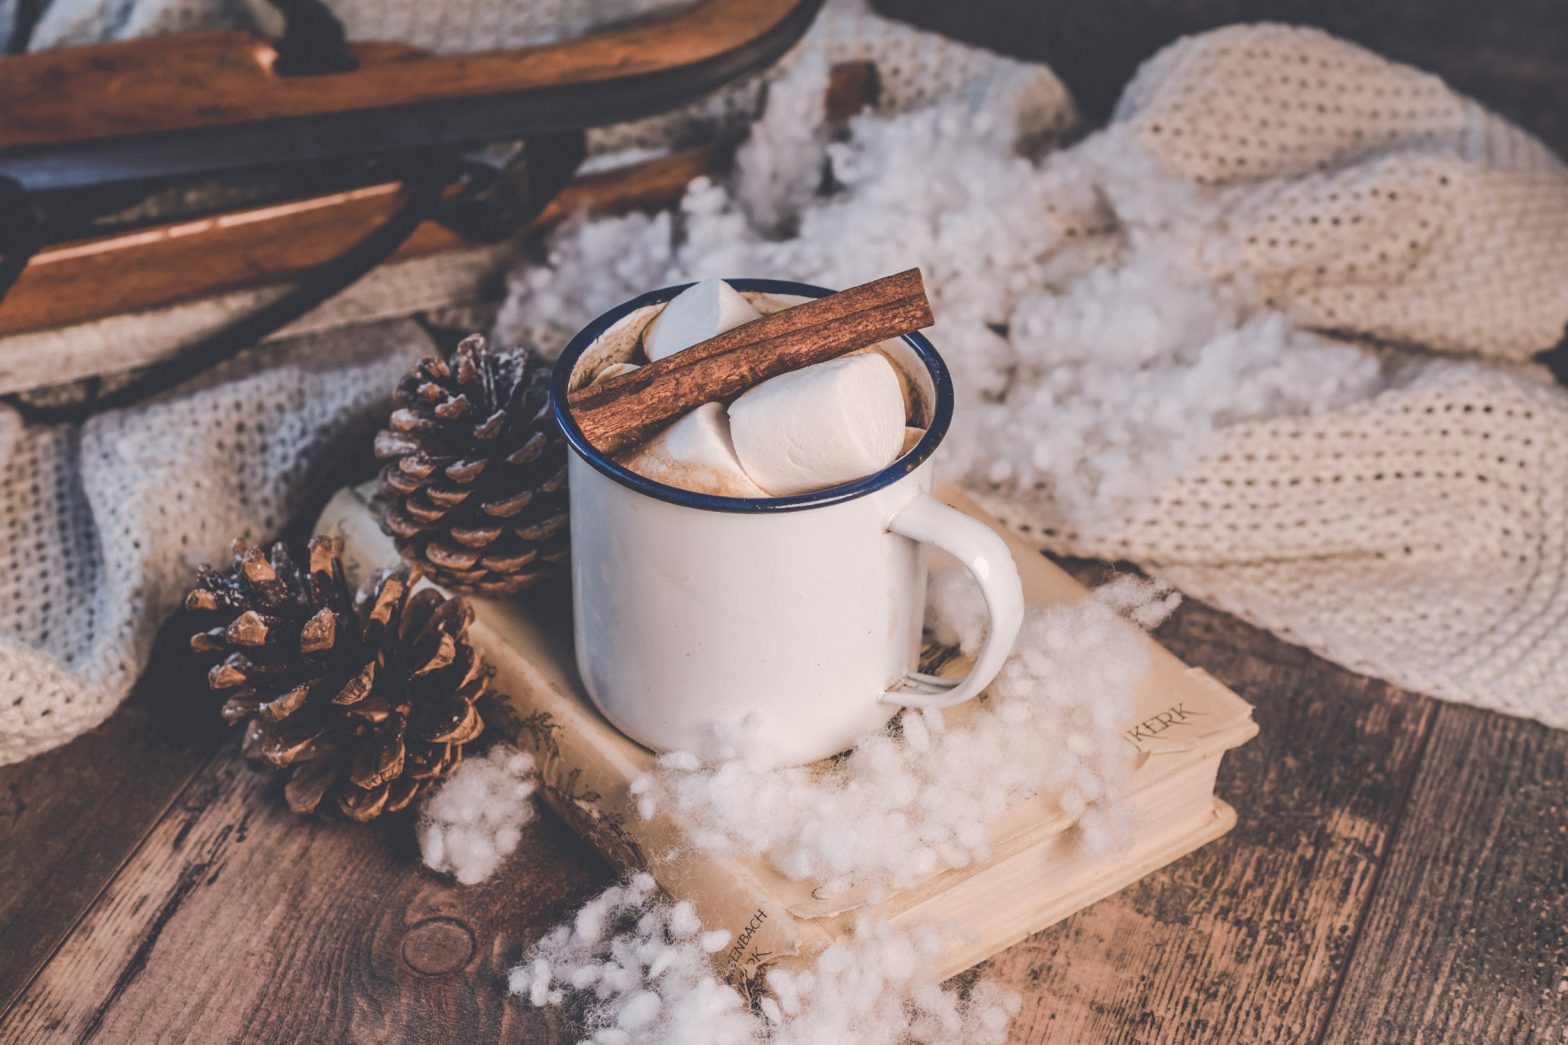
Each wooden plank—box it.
[0,734,614,1042]
[1322,703,1568,1044]
[0,144,724,339]
[0,656,224,1014]
[0,0,806,151]
[977,593,1437,1043]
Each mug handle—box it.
[882,493,1025,709]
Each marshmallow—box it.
[642,279,761,362]
[856,344,916,422]
[593,361,641,384]
[900,427,925,457]
[620,403,768,498]
[728,353,906,496]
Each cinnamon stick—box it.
[568,269,933,449]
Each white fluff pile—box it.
[629,573,1177,896]
[510,872,1020,1045]
[494,51,1380,531]
[418,746,537,886]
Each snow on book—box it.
[317,483,1256,997]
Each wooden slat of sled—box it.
[0,0,805,151]
[0,145,725,340]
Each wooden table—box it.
[1,586,1564,1043]
[3,1,1567,1037]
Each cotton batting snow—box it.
[418,746,537,885]
[630,573,1178,897]
[510,873,1021,1045]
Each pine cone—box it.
[375,335,569,595]
[185,536,490,821]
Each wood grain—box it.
[0,653,224,1015]
[0,735,614,1043]
[979,593,1437,1043]
[0,144,725,339]
[1321,703,1568,1044]
[0,0,805,151]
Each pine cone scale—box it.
[264,713,330,766]
[404,496,447,524]
[444,459,486,483]
[209,655,250,689]
[346,695,394,723]
[425,483,473,507]
[397,455,440,480]
[259,680,313,722]
[479,490,533,517]
[285,759,337,815]
[221,694,262,724]
[414,633,458,677]
[339,784,389,822]
[450,522,503,547]
[390,408,440,432]
[225,610,271,646]
[384,777,420,814]
[479,549,536,572]
[414,695,482,744]
[350,716,407,790]
[434,395,471,421]
[515,516,568,542]
[383,505,422,539]
[398,587,447,639]
[381,465,422,496]
[426,542,481,570]
[298,607,336,653]
[366,575,405,628]
[332,660,377,705]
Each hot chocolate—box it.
[589,278,919,498]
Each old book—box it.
[316,483,1256,998]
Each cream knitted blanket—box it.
[3,6,1566,766]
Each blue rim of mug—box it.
[551,277,955,513]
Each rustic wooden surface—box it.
[2,591,1564,1043]
[4,2,1567,1040]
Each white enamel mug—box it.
[552,279,1024,766]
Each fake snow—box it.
[630,573,1179,897]
[418,746,537,886]
[509,872,1021,1045]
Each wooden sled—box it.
[0,0,825,417]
